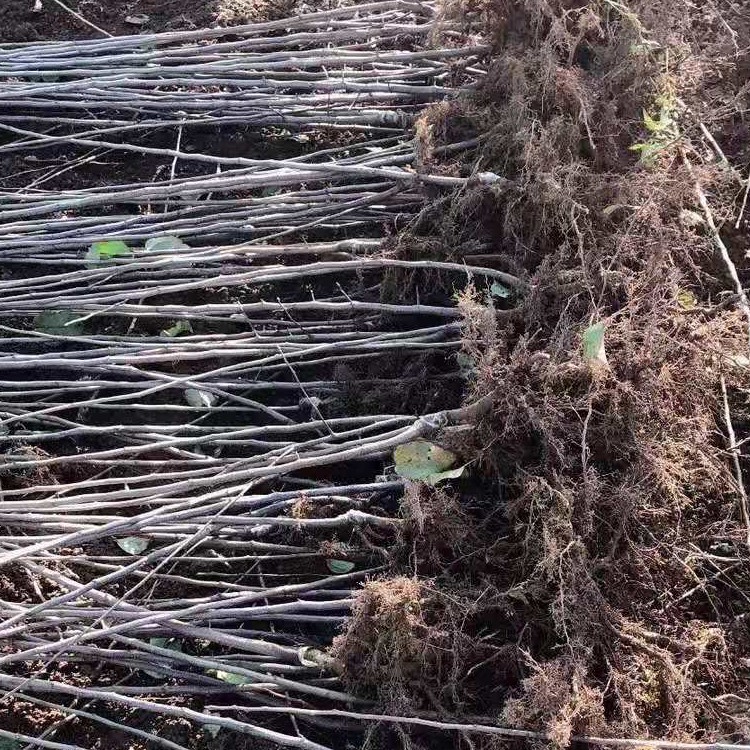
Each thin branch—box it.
[207,707,750,750]
[720,375,750,548]
[691,168,750,353]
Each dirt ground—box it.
[0,0,296,41]
[0,0,213,40]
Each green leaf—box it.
[214,669,248,685]
[0,739,22,750]
[490,282,512,299]
[424,464,466,486]
[95,240,130,258]
[204,725,221,739]
[85,240,130,268]
[145,236,190,253]
[642,109,664,133]
[116,537,149,555]
[676,289,697,310]
[161,320,193,337]
[34,310,84,337]
[326,559,355,574]
[582,322,607,365]
[394,441,458,482]
[84,248,99,268]
[630,140,668,166]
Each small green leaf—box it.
[642,109,663,133]
[204,725,221,739]
[677,289,697,310]
[86,240,130,268]
[424,464,466,486]
[34,310,84,336]
[84,248,99,268]
[630,140,668,166]
[490,282,512,299]
[326,559,355,574]
[145,236,190,253]
[214,669,248,685]
[394,441,458,482]
[582,322,607,365]
[161,320,193,337]
[116,537,149,555]
[95,240,130,258]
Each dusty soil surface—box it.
[0,0,296,41]
[0,0,215,41]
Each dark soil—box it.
[0,0,216,41]
[0,0,297,42]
